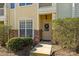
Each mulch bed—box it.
[53,48,79,56]
[1,45,79,56]
[0,46,15,56]
[0,46,31,56]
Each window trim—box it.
[18,18,34,39]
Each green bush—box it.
[52,18,79,49]
[0,25,10,46]
[6,37,33,51]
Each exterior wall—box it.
[6,3,39,29]
[34,30,41,44]
[5,3,40,44]
[15,3,38,30]
[74,3,79,17]
[0,17,5,21]
[38,3,56,15]
[9,29,18,38]
[15,3,40,43]
[39,3,52,8]
[56,3,72,18]
[5,3,16,29]
[5,3,79,44]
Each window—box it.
[26,3,32,5]
[19,20,33,37]
[19,3,25,6]
[39,3,52,8]
[0,3,4,16]
[19,3,32,6]
[0,3,4,8]
[0,9,4,16]
[10,3,15,9]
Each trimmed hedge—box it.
[6,37,33,51]
[52,18,79,49]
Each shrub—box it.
[6,37,33,51]
[0,25,10,46]
[52,18,79,49]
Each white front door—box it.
[42,20,52,40]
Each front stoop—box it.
[30,42,52,56]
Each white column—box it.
[52,3,56,20]
[14,3,16,29]
[72,3,75,18]
[4,3,7,25]
[36,3,39,30]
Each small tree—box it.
[0,25,10,46]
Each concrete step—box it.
[31,42,52,56]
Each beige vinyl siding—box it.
[15,3,38,30]
[56,3,72,18]
[6,3,39,30]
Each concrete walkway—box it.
[31,41,52,56]
[31,41,62,56]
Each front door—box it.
[42,20,52,40]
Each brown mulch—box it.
[0,46,16,56]
[54,48,79,56]
[0,46,30,56]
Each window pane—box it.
[19,3,25,6]
[26,3,32,5]
[26,21,32,28]
[20,21,25,28]
[0,9,4,16]
[0,3,4,8]
[20,29,25,37]
[26,29,32,37]
[10,3,15,9]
